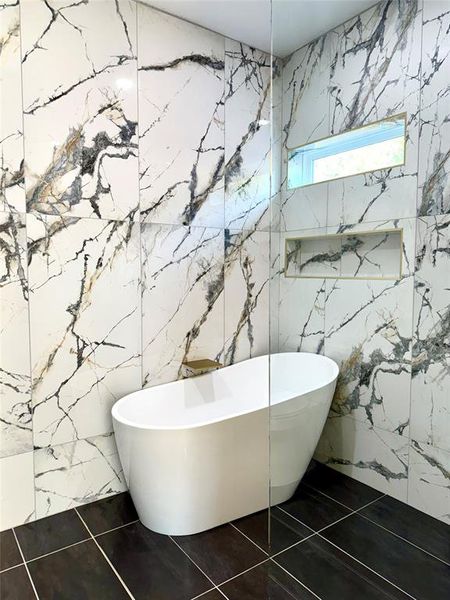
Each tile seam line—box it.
[11,529,40,600]
[168,535,218,591]
[20,537,92,564]
[228,521,269,555]
[270,558,323,600]
[75,508,135,600]
[316,532,419,600]
[214,557,270,589]
[92,518,141,539]
[302,479,386,511]
[0,562,25,575]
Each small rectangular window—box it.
[287,114,406,189]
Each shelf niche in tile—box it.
[285,229,403,280]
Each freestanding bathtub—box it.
[112,352,338,535]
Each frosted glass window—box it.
[287,114,406,189]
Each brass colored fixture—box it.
[181,359,223,377]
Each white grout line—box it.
[0,562,24,574]
[269,531,318,559]
[12,529,40,600]
[93,519,140,539]
[25,538,91,564]
[75,508,135,600]
[229,522,269,555]
[169,535,217,589]
[315,533,419,600]
[271,558,323,600]
[302,480,385,512]
[212,558,270,588]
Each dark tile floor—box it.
[1,461,449,600]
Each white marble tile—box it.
[224,39,273,231]
[324,275,414,435]
[408,440,450,524]
[34,433,126,519]
[21,0,138,220]
[28,214,141,448]
[269,232,281,354]
[0,212,32,458]
[418,0,450,216]
[315,415,409,501]
[138,4,224,227]
[0,1,25,213]
[0,451,35,530]
[223,229,269,364]
[327,0,422,226]
[142,223,224,387]
[411,215,450,451]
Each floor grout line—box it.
[0,562,24,574]
[169,535,217,590]
[316,532,419,600]
[12,529,40,600]
[303,480,386,511]
[271,558,323,600]
[75,508,135,600]
[213,557,270,588]
[229,521,269,555]
[93,519,141,539]
[25,538,92,564]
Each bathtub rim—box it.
[112,352,339,432]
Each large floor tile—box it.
[275,534,410,600]
[97,521,211,599]
[197,590,224,600]
[15,509,89,561]
[77,492,138,536]
[360,494,450,564]
[280,484,351,531]
[0,566,35,600]
[302,461,383,509]
[0,530,22,571]
[233,508,312,554]
[219,560,317,600]
[322,514,450,600]
[174,523,267,585]
[27,539,128,600]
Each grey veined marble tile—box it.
[0,1,25,213]
[138,4,225,228]
[0,212,32,458]
[21,0,139,220]
[411,215,450,452]
[28,213,141,448]
[418,0,450,216]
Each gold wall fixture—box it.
[284,228,404,281]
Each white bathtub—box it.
[112,352,338,535]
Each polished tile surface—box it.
[220,560,317,599]
[322,514,450,600]
[174,523,267,585]
[360,494,450,564]
[3,461,450,600]
[302,461,384,509]
[280,484,351,531]
[233,507,312,554]
[0,530,21,571]
[27,539,129,600]
[275,535,411,600]
[76,492,138,535]
[15,509,89,561]
[97,520,211,599]
[0,566,35,600]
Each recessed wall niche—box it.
[284,229,403,280]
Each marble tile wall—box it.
[0,0,276,530]
[278,0,449,523]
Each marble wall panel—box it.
[21,0,139,220]
[28,214,141,448]
[224,40,273,231]
[411,215,450,451]
[0,212,32,457]
[417,0,450,216]
[0,1,25,213]
[142,223,224,387]
[34,433,126,519]
[223,229,270,364]
[315,415,409,501]
[0,451,34,529]
[138,5,225,227]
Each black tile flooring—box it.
[1,465,449,600]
